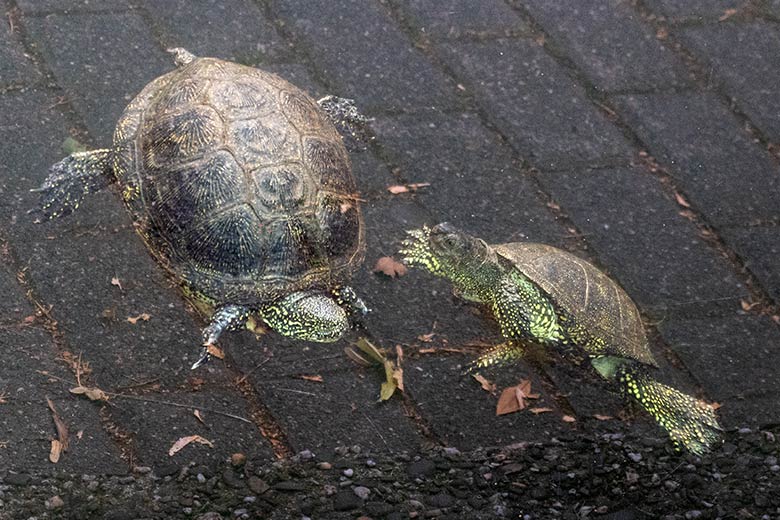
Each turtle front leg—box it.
[191,304,252,369]
[31,149,113,220]
[317,95,373,149]
[332,285,369,329]
[260,291,349,343]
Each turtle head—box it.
[400,222,493,278]
[261,292,349,343]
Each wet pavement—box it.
[1,0,779,518]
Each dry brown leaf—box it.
[298,374,324,383]
[719,8,737,21]
[110,277,122,290]
[740,299,759,312]
[194,410,206,424]
[46,398,69,451]
[169,435,214,456]
[59,351,91,377]
[206,344,225,359]
[49,439,62,464]
[708,401,722,411]
[373,256,407,278]
[0,391,8,405]
[562,415,577,423]
[70,386,109,402]
[656,27,669,39]
[472,373,496,394]
[529,407,553,415]
[344,346,372,366]
[417,333,436,343]
[387,182,430,194]
[127,313,151,324]
[22,315,36,325]
[674,192,690,208]
[593,414,613,421]
[496,379,539,416]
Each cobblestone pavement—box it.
[1,0,779,518]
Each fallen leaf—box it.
[344,346,372,366]
[49,439,62,463]
[22,315,36,325]
[70,386,109,402]
[562,415,576,423]
[0,391,8,404]
[168,435,214,456]
[674,192,690,208]
[529,407,553,415]
[472,373,496,394]
[127,313,151,324]
[593,414,613,421]
[194,410,206,424]
[110,277,123,290]
[718,8,737,21]
[353,337,387,365]
[298,374,324,383]
[387,182,430,194]
[496,379,539,416]
[740,299,759,312]
[46,398,69,451]
[373,256,407,278]
[379,361,397,401]
[708,401,722,411]
[417,333,435,343]
[59,351,92,377]
[206,344,225,359]
[656,27,669,39]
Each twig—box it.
[108,394,251,424]
[269,387,319,397]
[362,411,388,448]
[236,356,272,384]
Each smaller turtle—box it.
[400,223,722,455]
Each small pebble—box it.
[685,511,702,519]
[343,468,354,477]
[197,473,206,484]
[230,453,246,467]
[45,495,64,510]
[366,459,376,467]
[770,465,780,473]
[628,452,642,463]
[318,462,332,470]
[353,486,370,500]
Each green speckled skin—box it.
[401,223,721,455]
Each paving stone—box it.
[722,226,780,303]
[0,13,40,86]
[438,39,633,170]
[406,355,567,450]
[26,12,170,141]
[0,247,125,474]
[139,0,290,63]
[15,0,129,12]
[541,167,747,315]
[391,0,531,39]
[520,0,691,92]
[227,331,423,454]
[111,389,273,466]
[679,22,780,142]
[641,0,740,19]
[613,92,780,227]
[271,0,458,112]
[658,315,780,427]
[372,112,567,247]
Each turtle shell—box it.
[111,57,364,305]
[494,243,657,366]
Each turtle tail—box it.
[31,149,112,219]
[617,364,722,456]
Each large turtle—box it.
[401,223,722,455]
[34,48,370,368]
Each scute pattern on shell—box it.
[494,243,657,366]
[112,57,363,305]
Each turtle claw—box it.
[191,346,211,370]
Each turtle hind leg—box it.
[463,341,526,375]
[317,95,374,150]
[31,149,112,220]
[616,364,722,456]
